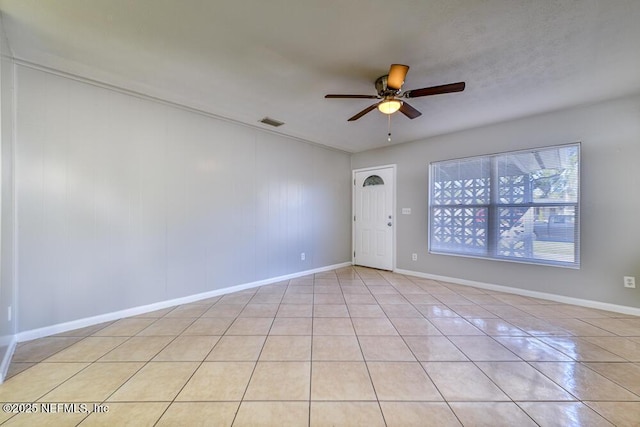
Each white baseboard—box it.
[17,262,352,343]
[0,336,17,384]
[395,268,640,317]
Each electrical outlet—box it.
[623,276,636,289]
[412,253,418,261]
[301,252,305,261]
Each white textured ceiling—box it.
[1,0,639,153]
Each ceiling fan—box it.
[325,64,465,121]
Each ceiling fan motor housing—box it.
[375,75,400,98]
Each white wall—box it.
[15,65,351,332]
[0,16,16,376]
[352,94,640,309]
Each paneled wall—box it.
[15,65,351,332]
[0,18,16,369]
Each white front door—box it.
[353,166,395,270]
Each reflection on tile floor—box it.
[2,266,640,426]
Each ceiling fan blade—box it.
[387,64,409,90]
[404,81,466,98]
[325,94,379,99]
[348,103,380,121]
[399,101,422,119]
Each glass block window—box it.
[429,143,580,267]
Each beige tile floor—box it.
[2,266,640,426]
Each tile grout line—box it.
[350,267,390,427]
[149,292,251,425]
[227,280,287,426]
[107,297,224,425]
[146,297,233,426]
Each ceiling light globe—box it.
[378,99,402,115]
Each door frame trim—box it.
[352,164,397,271]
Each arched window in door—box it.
[363,175,384,186]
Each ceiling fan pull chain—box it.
[387,114,392,142]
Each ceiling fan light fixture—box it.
[378,99,402,115]
[324,63,465,122]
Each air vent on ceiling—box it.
[259,117,285,127]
